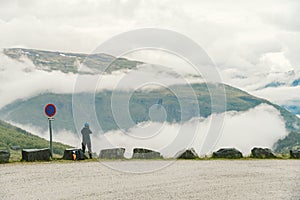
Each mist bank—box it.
[11,104,287,158]
[2,47,300,118]
[0,50,202,109]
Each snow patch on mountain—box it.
[0,49,204,108]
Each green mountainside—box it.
[1,48,300,153]
[0,83,265,132]
[0,120,71,156]
[1,83,300,153]
[275,132,300,153]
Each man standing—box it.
[81,122,92,159]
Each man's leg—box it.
[87,142,92,159]
[81,142,86,153]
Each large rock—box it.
[212,148,243,159]
[0,149,10,163]
[290,149,300,159]
[132,148,162,159]
[176,148,199,159]
[63,148,85,160]
[99,148,125,159]
[22,148,51,161]
[251,147,276,158]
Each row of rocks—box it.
[1,147,300,163]
[179,147,285,159]
[97,147,294,160]
[0,148,51,163]
[23,147,300,161]
[208,147,278,159]
[96,147,257,160]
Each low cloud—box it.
[0,51,80,108]
[12,104,288,158]
[206,103,287,155]
[0,50,204,108]
[252,85,300,105]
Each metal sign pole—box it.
[44,104,56,158]
[49,118,54,157]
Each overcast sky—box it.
[1,0,300,106]
[0,0,299,69]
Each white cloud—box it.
[0,1,298,69]
[0,51,79,108]
[252,86,300,105]
[13,104,285,158]
[208,103,287,156]
[0,50,205,108]
[0,1,299,105]
[258,52,293,73]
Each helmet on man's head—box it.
[84,122,89,127]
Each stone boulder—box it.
[63,148,85,160]
[22,148,51,161]
[212,148,243,159]
[0,149,10,163]
[132,148,162,159]
[99,148,125,159]
[176,148,199,159]
[290,149,300,159]
[251,147,276,158]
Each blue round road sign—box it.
[45,104,56,118]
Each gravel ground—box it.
[1,160,300,200]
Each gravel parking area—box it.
[1,160,300,200]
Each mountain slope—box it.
[1,83,300,153]
[0,83,270,132]
[0,120,71,155]
[275,132,300,153]
[1,48,300,153]
[3,48,142,74]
